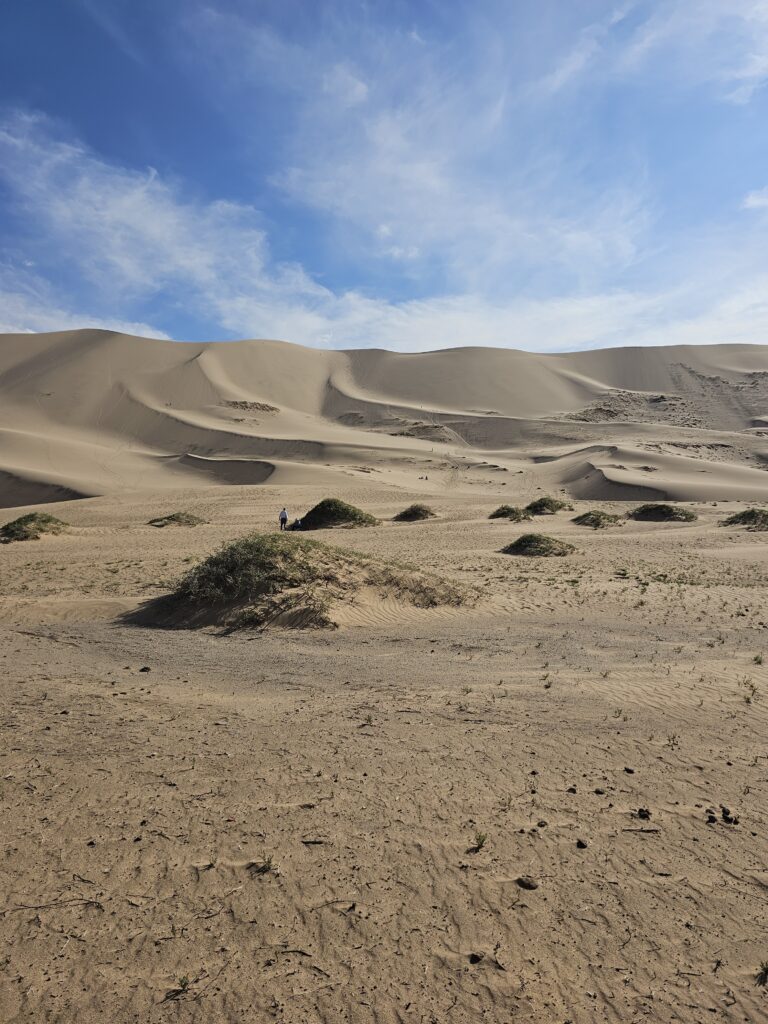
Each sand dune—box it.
[3,329,768,507]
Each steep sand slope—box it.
[3,330,768,506]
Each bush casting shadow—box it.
[123,532,472,631]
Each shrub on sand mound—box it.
[720,508,768,531]
[148,511,206,528]
[629,503,696,522]
[167,533,470,628]
[502,533,575,557]
[301,498,378,530]
[572,510,622,529]
[525,496,572,515]
[0,512,68,543]
[490,505,532,522]
[393,503,436,522]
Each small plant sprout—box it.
[473,831,488,852]
[756,961,768,988]
[666,733,680,750]
[754,654,764,665]
[601,670,610,679]
[178,976,190,992]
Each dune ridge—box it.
[3,329,768,507]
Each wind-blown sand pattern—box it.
[1,333,768,1023]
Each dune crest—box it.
[3,329,768,507]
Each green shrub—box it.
[0,512,68,543]
[525,496,571,515]
[393,503,436,522]
[167,533,469,628]
[572,510,622,529]
[301,498,378,530]
[629,503,696,522]
[720,508,768,531]
[147,511,206,528]
[501,533,575,557]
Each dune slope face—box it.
[3,330,768,507]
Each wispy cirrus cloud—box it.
[3,2,768,352]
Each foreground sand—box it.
[1,484,767,1023]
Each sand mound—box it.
[572,510,622,529]
[393,503,436,522]
[144,533,470,629]
[501,533,575,557]
[629,503,697,522]
[301,497,378,530]
[720,508,768,530]
[147,511,207,528]
[0,512,68,543]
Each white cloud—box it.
[1,102,768,352]
[743,187,768,209]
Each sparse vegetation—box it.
[629,503,697,522]
[0,512,68,543]
[756,961,768,988]
[501,533,575,557]
[162,533,471,628]
[300,497,378,530]
[572,510,622,529]
[393,503,436,522]
[720,508,768,531]
[147,511,206,528]
[525,496,572,515]
[489,504,533,522]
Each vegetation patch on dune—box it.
[720,508,768,531]
[502,533,575,557]
[525,496,572,515]
[0,512,68,543]
[572,510,622,529]
[393,503,436,522]
[489,505,532,522]
[629,503,697,522]
[301,498,378,530]
[147,511,207,528]
[166,533,471,628]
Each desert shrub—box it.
[301,498,378,530]
[572,510,622,529]
[489,505,532,521]
[393,503,435,522]
[501,533,575,557]
[525,496,572,515]
[0,513,68,543]
[629,503,696,522]
[720,508,768,531]
[148,511,206,528]
[167,532,470,628]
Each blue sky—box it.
[1,0,768,351]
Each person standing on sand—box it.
[279,507,288,531]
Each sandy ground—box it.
[1,483,767,1023]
